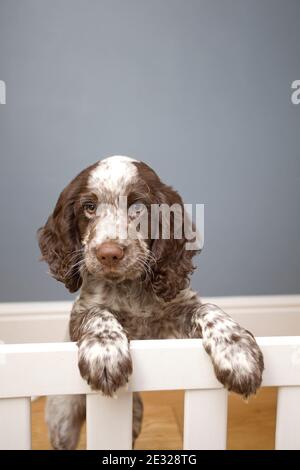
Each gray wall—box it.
[0,0,299,301]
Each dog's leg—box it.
[46,395,85,450]
[172,299,264,397]
[46,393,142,450]
[70,306,132,396]
[132,392,143,448]
[46,393,141,449]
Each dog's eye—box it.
[128,202,145,217]
[83,202,97,215]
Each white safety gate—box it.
[0,296,300,450]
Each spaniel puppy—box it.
[38,155,264,450]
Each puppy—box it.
[38,155,264,449]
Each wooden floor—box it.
[31,387,277,450]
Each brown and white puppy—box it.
[38,155,264,449]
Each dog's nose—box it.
[96,242,124,266]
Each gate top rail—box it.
[1,337,300,398]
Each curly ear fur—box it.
[132,161,199,302]
[38,191,82,293]
[151,183,199,302]
[152,237,197,302]
[37,165,96,292]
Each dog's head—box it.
[38,156,199,301]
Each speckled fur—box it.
[39,156,264,450]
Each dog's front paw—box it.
[77,333,132,396]
[206,329,264,397]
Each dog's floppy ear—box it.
[37,181,83,292]
[37,164,97,292]
[150,184,200,302]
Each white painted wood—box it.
[129,338,221,391]
[259,337,300,386]
[184,388,228,450]
[0,342,91,398]
[1,337,300,398]
[0,301,72,316]
[275,386,300,450]
[0,339,220,397]
[0,397,31,449]
[0,301,71,344]
[207,295,300,309]
[1,295,299,343]
[0,297,299,451]
[86,393,132,450]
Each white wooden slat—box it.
[129,339,221,391]
[0,397,31,449]
[1,337,300,398]
[183,388,228,450]
[275,386,300,450]
[260,337,300,386]
[86,393,132,450]
[0,340,220,398]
